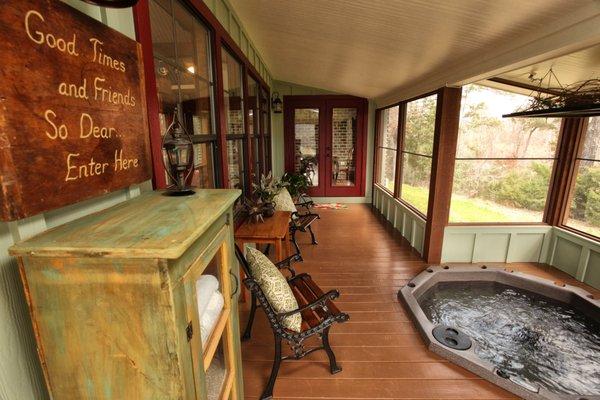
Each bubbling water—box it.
[420,282,600,395]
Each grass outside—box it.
[400,184,600,237]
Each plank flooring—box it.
[239,204,599,399]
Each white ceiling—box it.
[499,44,600,88]
[228,0,600,102]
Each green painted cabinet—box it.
[10,189,243,400]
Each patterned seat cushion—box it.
[273,188,298,213]
[245,247,302,332]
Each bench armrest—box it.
[274,253,302,277]
[295,194,315,212]
[277,289,340,319]
[294,200,314,213]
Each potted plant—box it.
[252,172,280,217]
[280,172,309,200]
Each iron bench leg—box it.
[322,326,342,374]
[290,229,302,258]
[261,334,283,400]
[307,224,318,245]
[242,292,258,341]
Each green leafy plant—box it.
[252,172,281,203]
[280,172,309,199]
[485,162,551,211]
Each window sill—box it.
[447,222,550,227]
[374,183,394,196]
[396,197,427,221]
[556,225,600,244]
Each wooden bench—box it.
[289,194,320,258]
[235,245,349,400]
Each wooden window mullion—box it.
[394,103,407,199]
[213,39,229,189]
[545,117,587,226]
[373,109,382,191]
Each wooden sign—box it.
[0,0,152,221]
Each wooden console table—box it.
[234,211,292,261]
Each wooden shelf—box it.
[203,308,231,371]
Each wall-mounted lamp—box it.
[271,92,283,113]
[162,106,195,196]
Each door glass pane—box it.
[332,108,357,187]
[194,250,234,400]
[294,109,319,187]
[227,139,245,190]
[206,337,232,400]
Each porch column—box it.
[423,87,462,263]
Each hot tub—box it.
[399,265,600,400]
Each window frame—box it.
[374,90,440,220]
[221,45,250,193]
[374,105,401,196]
[559,117,600,241]
[245,71,264,183]
[396,94,438,218]
[447,83,563,226]
[133,0,271,192]
[144,0,220,189]
[259,84,272,174]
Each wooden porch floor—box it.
[239,204,599,399]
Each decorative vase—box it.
[262,202,275,217]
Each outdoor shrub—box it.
[484,162,551,211]
[571,165,600,223]
[585,188,600,225]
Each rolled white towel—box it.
[196,275,219,318]
[200,291,225,347]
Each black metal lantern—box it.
[162,106,195,196]
[271,92,283,113]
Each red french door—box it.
[284,96,368,197]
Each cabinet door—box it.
[178,227,239,400]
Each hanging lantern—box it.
[161,106,195,196]
[271,92,283,113]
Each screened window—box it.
[564,117,600,238]
[449,84,561,223]
[399,94,437,215]
[221,48,246,192]
[149,0,217,188]
[376,106,399,193]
